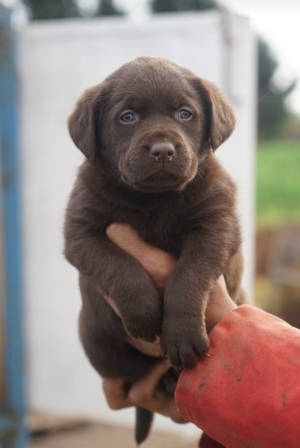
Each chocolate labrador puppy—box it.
[64,57,245,444]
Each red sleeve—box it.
[175,305,300,448]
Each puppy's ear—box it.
[194,79,236,151]
[68,85,103,163]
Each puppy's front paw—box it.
[160,323,209,370]
[123,295,163,343]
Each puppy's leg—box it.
[161,227,240,370]
[79,276,159,380]
[65,221,162,342]
[79,291,157,447]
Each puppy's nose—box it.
[150,142,175,161]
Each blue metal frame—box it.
[0,8,28,448]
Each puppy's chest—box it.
[113,204,187,254]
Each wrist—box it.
[205,277,237,333]
[205,301,237,333]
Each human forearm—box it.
[175,305,300,448]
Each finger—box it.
[126,336,162,357]
[129,361,184,421]
[103,378,133,410]
[128,360,171,405]
[106,223,151,261]
[106,223,176,291]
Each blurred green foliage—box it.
[258,40,297,140]
[256,140,300,227]
[23,0,79,20]
[151,0,217,13]
[95,0,124,17]
[23,0,123,20]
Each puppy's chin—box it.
[122,170,195,193]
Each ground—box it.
[30,423,199,448]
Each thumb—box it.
[106,223,176,292]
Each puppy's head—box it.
[68,57,235,193]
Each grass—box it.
[256,140,300,228]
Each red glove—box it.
[175,305,300,448]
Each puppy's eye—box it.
[120,112,135,124]
[178,109,192,121]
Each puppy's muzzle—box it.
[149,142,175,162]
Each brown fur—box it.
[64,57,245,443]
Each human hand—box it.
[103,223,236,423]
[106,222,237,353]
[103,359,186,423]
[105,223,176,356]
